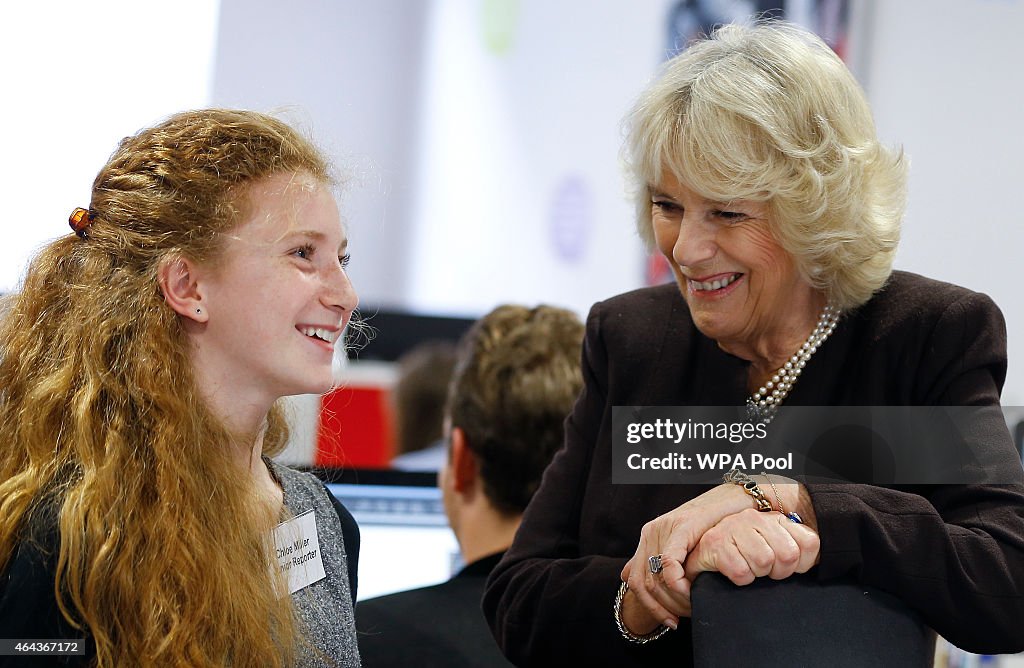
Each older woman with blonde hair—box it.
[0,109,361,666]
[484,21,1024,665]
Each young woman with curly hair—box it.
[0,109,362,667]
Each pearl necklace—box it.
[746,304,840,424]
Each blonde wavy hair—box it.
[0,109,333,666]
[625,21,907,309]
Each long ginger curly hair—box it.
[0,108,335,666]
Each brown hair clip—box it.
[69,207,95,238]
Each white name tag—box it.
[272,509,326,595]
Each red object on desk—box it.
[316,385,394,468]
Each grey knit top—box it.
[269,460,361,668]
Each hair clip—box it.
[69,207,95,238]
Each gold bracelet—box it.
[613,581,671,644]
[722,468,772,512]
[762,470,789,514]
[761,471,804,524]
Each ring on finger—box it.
[648,554,664,575]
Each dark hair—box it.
[448,305,584,515]
[392,341,458,455]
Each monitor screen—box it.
[324,476,461,601]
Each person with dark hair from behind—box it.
[389,340,457,471]
[356,304,584,667]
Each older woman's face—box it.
[651,172,816,348]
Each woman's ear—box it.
[158,255,208,323]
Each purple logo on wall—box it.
[548,175,592,264]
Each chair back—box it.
[690,572,934,667]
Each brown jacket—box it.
[484,271,1024,665]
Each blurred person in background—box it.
[389,341,457,472]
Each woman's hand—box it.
[618,483,756,631]
[684,508,821,585]
[618,478,819,633]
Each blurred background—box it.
[3,0,1022,393]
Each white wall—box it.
[0,1,219,292]
[863,0,1024,401]
[403,0,666,316]
[211,0,430,311]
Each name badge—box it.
[272,509,326,595]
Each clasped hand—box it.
[619,483,820,634]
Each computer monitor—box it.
[318,469,461,601]
[345,308,476,362]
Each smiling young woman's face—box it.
[651,171,815,348]
[196,171,358,403]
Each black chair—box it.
[690,572,934,667]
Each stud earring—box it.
[196,308,202,314]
